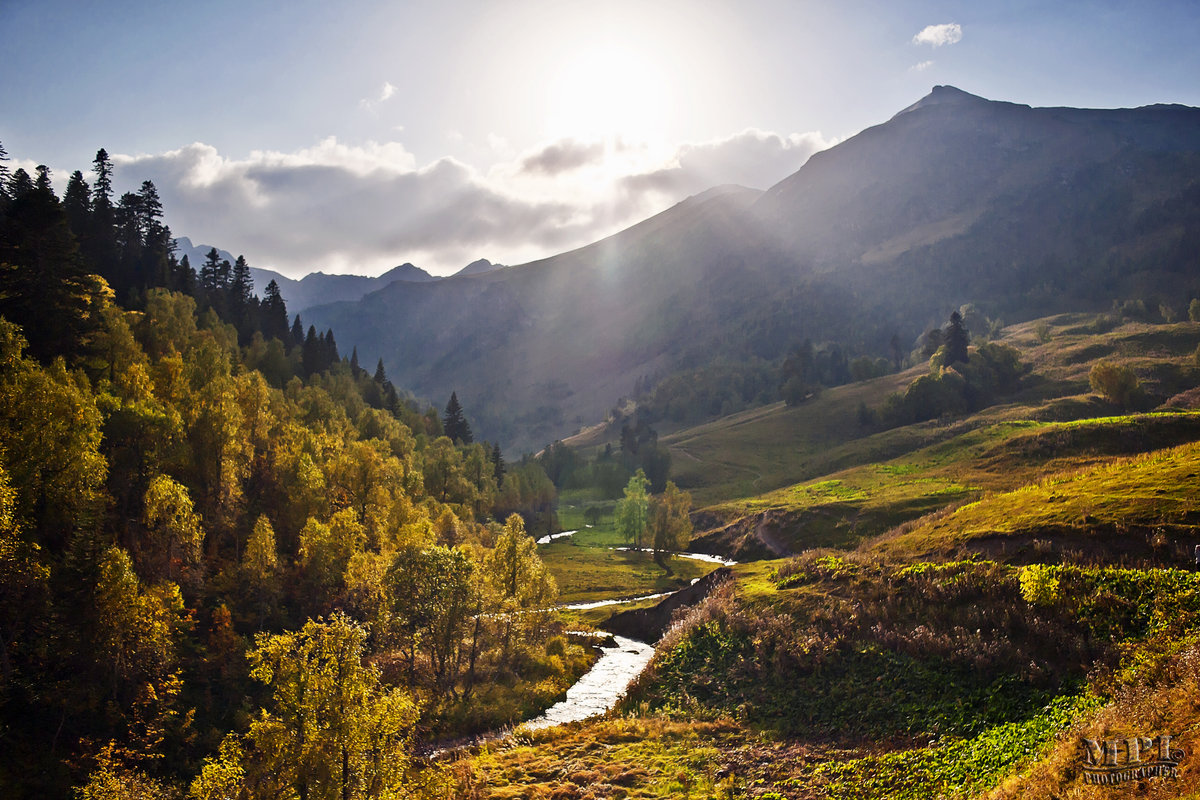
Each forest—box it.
[0,144,578,798]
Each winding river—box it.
[522,635,656,729]
[476,529,736,732]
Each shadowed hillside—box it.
[308,88,1200,452]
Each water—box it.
[522,634,655,729]
[536,528,738,567]
[559,592,671,610]
[611,546,737,566]
[536,529,579,545]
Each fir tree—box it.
[0,140,9,201]
[944,310,970,365]
[491,443,505,483]
[290,315,304,347]
[442,392,473,444]
[62,170,91,236]
[261,280,289,342]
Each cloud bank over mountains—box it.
[109,127,832,278]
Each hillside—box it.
[305,88,1200,452]
[667,314,1200,556]
[428,312,1200,799]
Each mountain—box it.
[246,263,437,316]
[173,236,235,272]
[304,88,1200,452]
[453,258,504,278]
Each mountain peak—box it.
[378,263,437,283]
[453,258,503,277]
[891,85,993,119]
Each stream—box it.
[538,528,737,567]
[522,634,656,729]
[459,529,731,733]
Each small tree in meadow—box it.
[1088,360,1142,408]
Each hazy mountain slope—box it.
[453,258,504,277]
[248,262,437,315]
[307,186,768,450]
[306,88,1200,452]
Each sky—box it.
[2,0,1199,278]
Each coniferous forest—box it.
[0,144,572,798]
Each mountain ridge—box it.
[303,87,1200,452]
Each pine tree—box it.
[261,280,289,342]
[34,165,52,193]
[302,325,320,376]
[323,329,339,369]
[8,168,33,199]
[199,248,223,295]
[290,315,304,347]
[91,149,113,212]
[944,310,970,365]
[63,170,91,236]
[0,140,9,202]
[491,443,505,483]
[443,392,473,444]
[374,358,387,383]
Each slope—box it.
[306,88,1200,452]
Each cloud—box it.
[359,81,398,111]
[112,139,616,276]
[911,60,935,72]
[108,127,834,278]
[621,129,834,197]
[912,23,962,47]
[519,139,607,175]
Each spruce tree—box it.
[491,443,505,483]
[944,311,970,365]
[442,392,472,444]
[0,140,9,201]
[261,280,289,342]
[62,170,91,236]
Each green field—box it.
[542,500,714,604]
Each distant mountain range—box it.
[172,237,502,315]
[293,86,1200,452]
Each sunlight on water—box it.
[523,635,655,729]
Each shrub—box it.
[1088,360,1142,408]
[1019,565,1060,606]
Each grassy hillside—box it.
[418,312,1200,799]
[672,315,1200,556]
[426,313,1200,798]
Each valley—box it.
[2,81,1200,800]
[421,309,1200,798]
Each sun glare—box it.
[545,45,669,142]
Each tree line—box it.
[0,141,569,798]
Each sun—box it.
[545,44,669,143]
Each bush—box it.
[1019,565,1060,606]
[1190,298,1200,322]
[1088,360,1142,408]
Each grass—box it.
[663,317,1200,510]
[424,716,751,798]
[871,436,1200,562]
[543,499,718,604]
[435,315,1200,799]
[541,542,711,604]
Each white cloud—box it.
[359,81,398,111]
[911,60,935,72]
[108,128,834,278]
[912,23,962,47]
[621,129,835,197]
